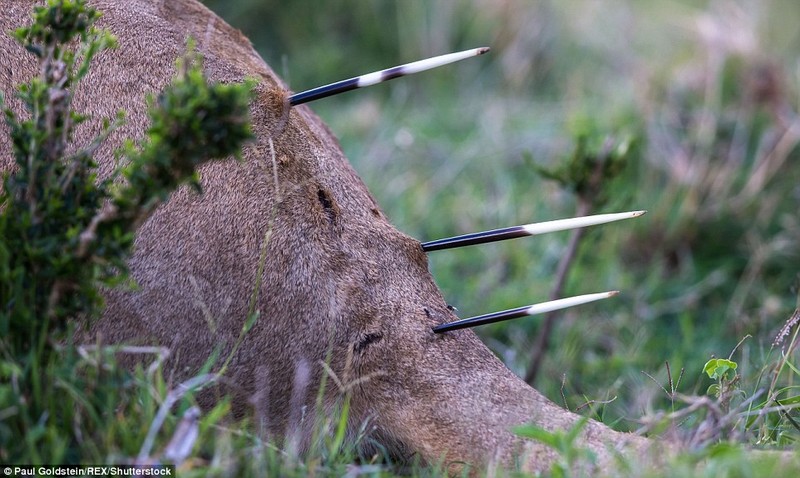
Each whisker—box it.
[422,210,646,252]
[288,47,490,106]
[432,291,619,333]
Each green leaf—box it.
[776,394,800,406]
[242,310,259,334]
[514,423,561,449]
[703,358,738,380]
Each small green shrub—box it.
[0,0,252,463]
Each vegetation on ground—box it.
[0,0,252,468]
[1,0,799,476]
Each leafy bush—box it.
[0,0,252,463]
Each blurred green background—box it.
[202,0,800,429]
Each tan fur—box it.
[1,1,656,474]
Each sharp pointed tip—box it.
[521,210,647,236]
[431,290,624,333]
[289,46,491,107]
